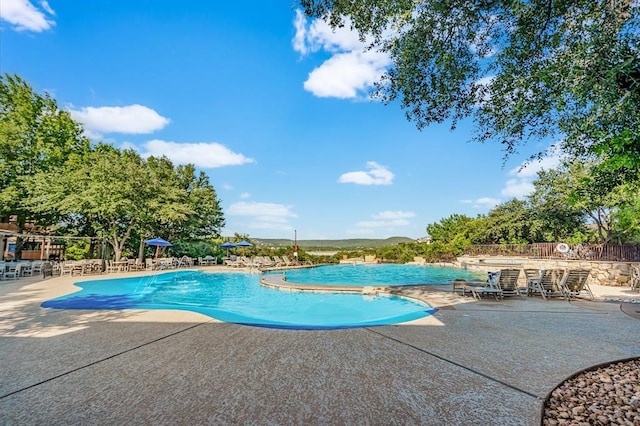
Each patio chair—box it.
[530,269,565,300]
[559,269,593,301]
[31,260,43,274]
[494,269,522,298]
[467,271,503,300]
[19,262,33,277]
[3,263,20,280]
[523,268,542,296]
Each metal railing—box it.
[464,243,640,262]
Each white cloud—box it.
[293,9,362,55]
[227,201,297,231]
[338,161,394,186]
[0,0,55,32]
[461,197,501,209]
[292,10,309,54]
[240,192,251,199]
[462,149,563,207]
[474,75,496,104]
[140,140,254,169]
[293,9,391,99]
[508,153,562,179]
[501,150,563,198]
[69,104,170,136]
[501,179,535,198]
[304,51,390,98]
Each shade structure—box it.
[144,238,172,258]
[235,240,252,255]
[220,241,236,257]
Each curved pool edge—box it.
[260,273,388,295]
[260,273,436,311]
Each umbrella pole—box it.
[155,245,159,259]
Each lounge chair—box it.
[494,269,522,298]
[523,268,542,296]
[467,271,503,300]
[282,255,298,267]
[530,269,565,300]
[560,269,593,301]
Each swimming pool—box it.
[41,270,436,330]
[273,263,484,286]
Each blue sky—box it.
[0,1,560,240]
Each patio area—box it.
[1,270,639,425]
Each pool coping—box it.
[259,273,388,295]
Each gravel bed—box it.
[542,358,640,425]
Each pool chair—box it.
[523,268,542,296]
[559,269,593,301]
[494,269,522,298]
[467,271,503,300]
[529,269,565,300]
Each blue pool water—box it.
[41,270,437,330]
[275,263,484,286]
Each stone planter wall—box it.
[456,256,639,287]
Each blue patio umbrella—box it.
[235,240,253,255]
[145,237,172,258]
[220,241,236,256]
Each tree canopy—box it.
[1,73,225,261]
[298,1,640,161]
[0,74,90,231]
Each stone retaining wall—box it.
[457,256,638,287]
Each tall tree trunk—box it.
[138,238,145,263]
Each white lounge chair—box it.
[3,263,20,280]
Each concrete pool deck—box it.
[1,267,639,425]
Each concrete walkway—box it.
[1,270,639,425]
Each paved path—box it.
[1,271,639,425]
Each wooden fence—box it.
[464,243,640,262]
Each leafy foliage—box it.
[1,74,225,261]
[298,1,640,163]
[0,74,90,257]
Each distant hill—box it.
[253,236,414,250]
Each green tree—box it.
[528,169,587,242]
[171,164,225,240]
[29,145,150,260]
[0,73,90,258]
[426,213,474,244]
[529,160,638,243]
[612,180,640,243]
[299,1,640,162]
[471,199,540,244]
